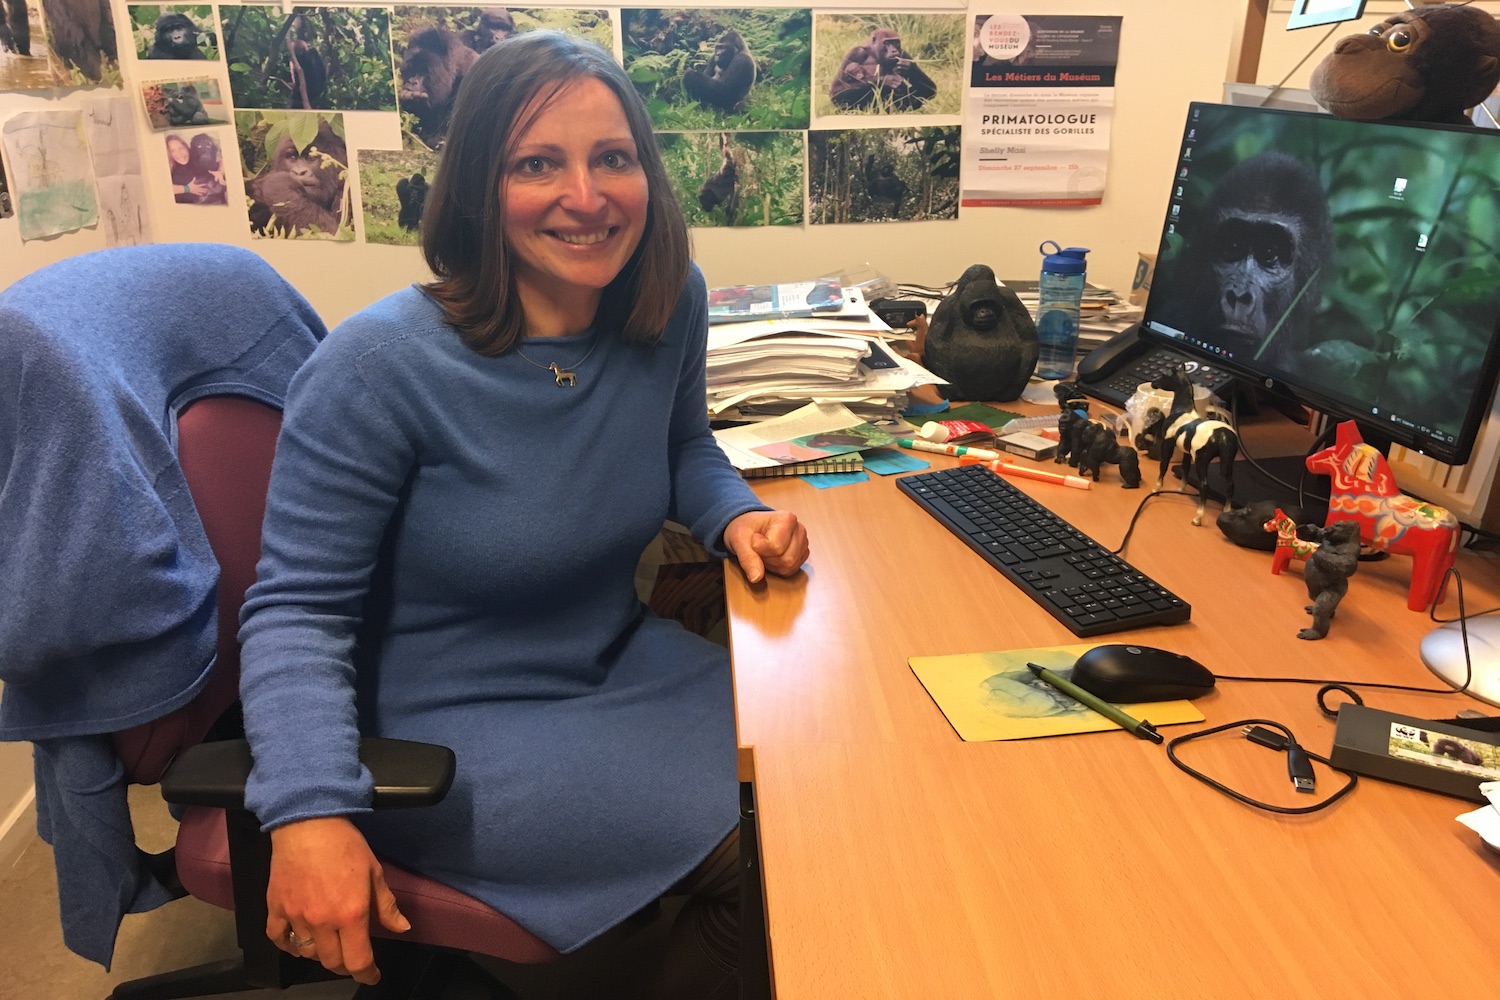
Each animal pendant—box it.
[549,363,577,387]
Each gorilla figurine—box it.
[922,264,1038,402]
[1310,3,1500,127]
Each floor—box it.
[0,786,674,1000]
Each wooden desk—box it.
[727,419,1500,999]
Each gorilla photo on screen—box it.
[398,24,479,147]
[683,30,756,112]
[147,12,204,59]
[1158,151,1333,370]
[830,28,936,112]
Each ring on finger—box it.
[287,929,315,949]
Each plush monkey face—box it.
[1309,4,1500,124]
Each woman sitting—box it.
[237,30,809,999]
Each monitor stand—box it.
[1419,618,1500,708]
[1169,453,1330,524]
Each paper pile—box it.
[712,401,896,471]
[1457,779,1500,854]
[706,294,945,424]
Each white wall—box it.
[0,0,1252,828]
[0,0,1249,323]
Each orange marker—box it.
[959,454,1091,490]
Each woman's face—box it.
[500,77,649,318]
[167,137,189,165]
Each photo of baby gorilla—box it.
[147,12,204,58]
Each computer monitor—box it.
[1144,101,1500,707]
[1142,101,1500,468]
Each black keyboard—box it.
[896,465,1191,637]
[1082,345,1235,409]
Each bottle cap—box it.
[1040,240,1090,275]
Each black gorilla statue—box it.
[922,265,1038,402]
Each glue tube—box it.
[917,419,996,444]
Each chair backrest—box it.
[112,396,282,784]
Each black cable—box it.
[1109,487,1202,555]
[1167,718,1357,814]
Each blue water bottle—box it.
[1035,241,1090,381]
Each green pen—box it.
[1026,662,1164,744]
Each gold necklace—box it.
[513,336,601,387]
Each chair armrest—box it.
[159,738,456,810]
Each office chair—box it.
[0,244,558,999]
[107,398,563,1000]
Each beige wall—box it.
[0,0,1248,323]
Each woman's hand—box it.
[724,509,809,583]
[265,816,410,986]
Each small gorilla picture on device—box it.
[128,5,217,60]
[391,7,611,151]
[236,109,351,241]
[141,78,227,130]
[658,130,804,229]
[808,125,960,224]
[222,6,395,112]
[622,8,811,131]
[357,146,439,246]
[815,13,964,118]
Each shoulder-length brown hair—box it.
[420,31,691,356]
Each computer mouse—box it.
[1070,644,1215,702]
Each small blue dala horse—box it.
[1151,366,1239,525]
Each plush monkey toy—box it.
[1309,3,1500,127]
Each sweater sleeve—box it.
[664,267,769,557]
[238,320,416,831]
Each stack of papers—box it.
[712,401,896,471]
[1457,780,1500,854]
[706,308,945,425]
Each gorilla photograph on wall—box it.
[236,109,351,240]
[658,130,804,229]
[808,125,960,224]
[222,6,394,111]
[622,8,810,131]
[128,5,216,60]
[1149,106,1500,438]
[0,153,12,219]
[357,146,439,246]
[0,0,121,86]
[815,13,965,118]
[140,77,227,130]
[390,7,610,150]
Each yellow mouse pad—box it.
[909,644,1205,742]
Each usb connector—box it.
[1242,725,1316,793]
[1287,745,1316,793]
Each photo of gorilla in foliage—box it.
[1153,150,1334,372]
[816,14,964,117]
[236,110,351,240]
[389,6,612,148]
[622,8,811,131]
[808,125,960,224]
[221,5,395,111]
[356,145,439,246]
[658,130,805,229]
[141,11,205,58]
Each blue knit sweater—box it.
[0,244,326,967]
[239,267,767,952]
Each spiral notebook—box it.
[740,454,864,479]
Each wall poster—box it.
[962,13,1122,208]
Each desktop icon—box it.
[1392,177,1408,200]
[1417,233,1429,250]
[1183,147,1192,159]
[1179,167,1189,178]
[1171,204,1181,217]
